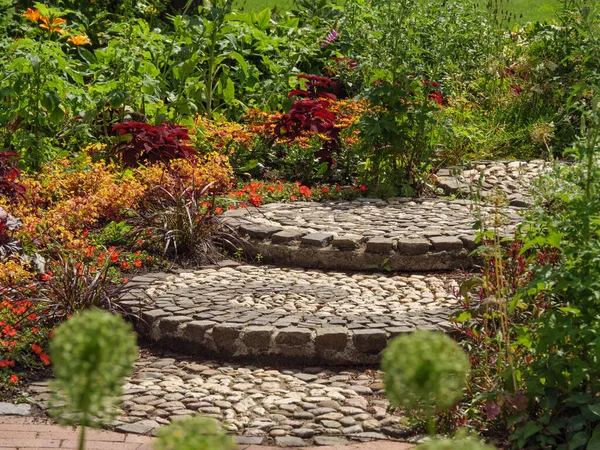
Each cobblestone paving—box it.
[436,160,551,206]
[122,263,464,364]
[222,199,522,271]
[28,352,411,447]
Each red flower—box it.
[40,353,50,366]
[32,328,39,334]
[360,185,368,191]
[40,273,51,281]
[335,185,341,191]
[31,344,43,355]
[299,186,312,197]
[249,195,263,207]
[229,205,236,210]
[267,186,275,192]
[123,277,129,283]
[10,374,18,383]
[110,252,119,263]
[290,195,298,201]
[134,260,142,267]
[0,360,15,368]
[215,207,224,215]
[121,261,130,270]
[321,187,329,193]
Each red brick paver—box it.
[0,417,413,450]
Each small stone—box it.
[158,315,192,334]
[275,436,309,447]
[240,224,282,239]
[332,234,363,250]
[429,236,463,251]
[293,411,315,420]
[0,402,32,416]
[212,323,242,351]
[314,436,349,446]
[295,373,319,382]
[352,329,388,354]
[301,232,335,247]
[243,326,274,350]
[342,424,364,435]
[293,428,316,438]
[275,327,312,346]
[116,419,159,434]
[363,419,381,431]
[365,237,395,254]
[396,238,430,255]
[270,429,288,437]
[315,328,348,352]
[235,436,264,445]
[271,229,307,244]
[340,416,356,426]
[321,420,342,428]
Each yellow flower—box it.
[22,8,41,22]
[67,34,91,46]
[39,16,67,34]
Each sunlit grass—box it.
[235,0,560,25]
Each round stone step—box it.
[222,199,522,272]
[123,265,467,365]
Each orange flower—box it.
[39,16,67,34]
[23,8,41,22]
[10,374,18,383]
[121,261,130,270]
[110,251,119,263]
[67,34,91,46]
[133,259,142,267]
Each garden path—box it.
[16,160,550,447]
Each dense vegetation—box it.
[1,0,599,448]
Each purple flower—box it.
[321,28,339,48]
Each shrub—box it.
[49,309,138,450]
[154,416,237,450]
[111,122,197,167]
[381,331,470,423]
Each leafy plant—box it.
[382,330,470,432]
[111,122,196,167]
[38,253,128,319]
[0,152,26,199]
[49,309,138,450]
[154,415,237,450]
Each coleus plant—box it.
[0,152,26,200]
[111,122,196,167]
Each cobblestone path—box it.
[16,161,549,447]
[27,351,416,447]
[121,263,464,365]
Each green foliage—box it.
[92,221,133,246]
[381,331,470,419]
[49,309,137,449]
[507,85,600,449]
[153,415,238,450]
[417,430,497,450]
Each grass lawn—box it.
[236,0,560,24]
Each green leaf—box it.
[590,404,600,418]
[222,77,235,103]
[453,311,472,323]
[569,431,588,449]
[78,47,96,66]
[255,8,271,30]
[588,425,600,450]
[521,421,542,440]
[229,51,248,77]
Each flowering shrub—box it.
[0,285,51,392]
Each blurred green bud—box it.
[154,415,238,450]
[381,331,470,416]
[49,308,138,428]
